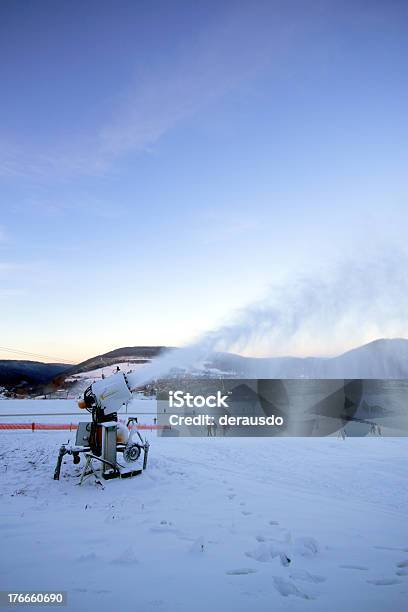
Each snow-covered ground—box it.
[0,420,407,611]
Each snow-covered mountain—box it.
[64,346,171,376]
[210,338,408,378]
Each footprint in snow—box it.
[189,536,205,554]
[294,536,320,557]
[279,553,291,567]
[272,577,313,599]
[245,542,291,566]
[396,560,408,568]
[396,569,408,576]
[246,542,272,563]
[290,570,326,584]
[226,568,257,575]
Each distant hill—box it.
[211,338,408,379]
[2,339,407,394]
[64,346,173,376]
[63,338,408,383]
[0,360,70,390]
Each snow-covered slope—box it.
[66,362,149,397]
[0,432,407,611]
[65,346,170,376]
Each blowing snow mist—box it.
[129,252,408,385]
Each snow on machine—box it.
[54,370,149,483]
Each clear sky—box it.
[1,0,407,363]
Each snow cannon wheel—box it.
[123,443,141,463]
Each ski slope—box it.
[0,422,407,611]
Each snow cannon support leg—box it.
[143,440,150,470]
[54,445,69,480]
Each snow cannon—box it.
[54,371,149,483]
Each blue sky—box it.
[1,0,407,363]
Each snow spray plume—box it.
[129,252,408,387]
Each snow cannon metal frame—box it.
[53,372,149,482]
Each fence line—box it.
[0,423,166,431]
[0,412,156,417]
